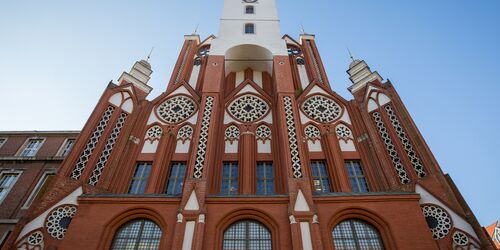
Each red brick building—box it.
[486,221,500,249]
[0,131,78,248]
[1,0,495,249]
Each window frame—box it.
[128,162,152,194]
[332,219,384,250]
[165,162,187,196]
[256,162,275,195]
[56,138,76,157]
[0,170,23,204]
[309,160,332,193]
[16,137,46,157]
[244,23,256,34]
[221,162,239,196]
[110,219,162,250]
[0,137,7,149]
[21,169,57,209]
[222,220,272,250]
[345,160,369,193]
[245,5,255,14]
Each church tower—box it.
[4,0,494,249]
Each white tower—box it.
[210,0,287,74]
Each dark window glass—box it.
[332,220,384,250]
[111,219,162,250]
[221,162,239,195]
[166,162,186,196]
[223,220,272,250]
[245,6,255,14]
[245,23,255,34]
[20,139,44,157]
[0,173,20,203]
[128,163,152,194]
[345,160,369,193]
[61,139,76,157]
[256,162,275,195]
[310,161,331,193]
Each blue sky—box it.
[0,1,498,225]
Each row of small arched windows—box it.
[110,218,384,250]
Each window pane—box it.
[345,161,369,193]
[256,162,275,195]
[310,161,331,193]
[245,6,255,14]
[61,139,76,157]
[111,219,161,250]
[221,162,239,195]
[20,139,44,157]
[245,23,255,34]
[0,173,20,203]
[333,220,384,250]
[166,162,186,196]
[223,220,271,250]
[128,163,152,194]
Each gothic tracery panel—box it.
[304,124,321,140]
[45,205,78,240]
[256,124,271,140]
[194,96,215,179]
[302,95,342,123]
[284,96,303,178]
[224,125,240,141]
[421,204,452,240]
[372,111,411,184]
[71,106,114,180]
[157,95,197,124]
[145,125,162,141]
[384,105,427,177]
[335,124,353,139]
[177,124,193,142]
[88,112,128,186]
[452,231,469,247]
[227,94,269,123]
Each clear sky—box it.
[0,0,498,225]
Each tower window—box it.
[19,138,44,157]
[256,162,275,195]
[310,161,331,193]
[128,162,152,194]
[166,162,186,196]
[245,23,255,34]
[345,160,369,193]
[221,162,239,195]
[245,6,255,14]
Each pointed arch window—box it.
[223,220,272,250]
[245,23,255,34]
[111,219,162,250]
[332,219,384,250]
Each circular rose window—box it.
[228,95,269,123]
[302,95,342,123]
[157,95,197,124]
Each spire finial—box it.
[347,47,355,62]
[300,24,306,34]
[146,47,155,62]
[193,23,199,34]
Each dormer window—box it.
[245,6,255,14]
[245,23,255,34]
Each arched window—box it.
[332,219,384,250]
[111,219,162,250]
[245,23,255,34]
[223,220,272,250]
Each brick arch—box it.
[327,207,397,250]
[215,208,280,249]
[98,207,167,250]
